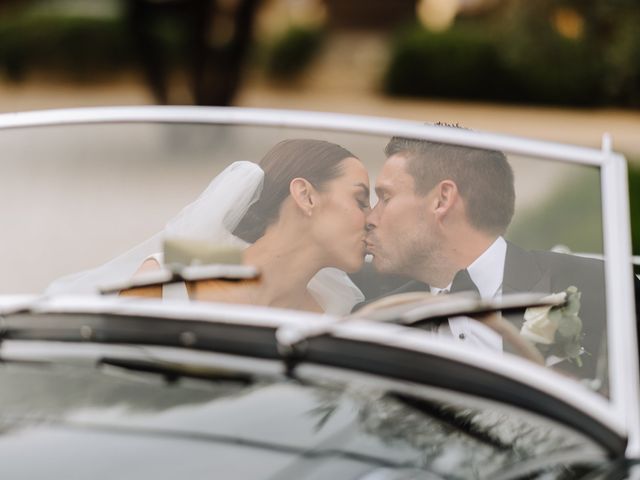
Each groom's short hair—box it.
[385,133,515,235]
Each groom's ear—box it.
[433,180,460,217]
[289,177,316,216]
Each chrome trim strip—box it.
[0,106,607,166]
[0,340,287,377]
[601,152,640,456]
[25,295,337,329]
[0,295,40,314]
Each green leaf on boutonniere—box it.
[557,313,582,337]
[521,286,585,367]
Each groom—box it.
[364,133,634,378]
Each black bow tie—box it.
[450,269,480,296]
[421,269,479,333]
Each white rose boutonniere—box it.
[520,286,585,367]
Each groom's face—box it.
[366,154,437,276]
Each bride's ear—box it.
[289,177,316,216]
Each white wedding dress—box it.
[46,161,364,315]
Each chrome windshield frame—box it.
[0,105,637,455]
[0,106,610,165]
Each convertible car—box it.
[0,107,638,479]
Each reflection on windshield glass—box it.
[1,123,611,392]
[0,362,606,479]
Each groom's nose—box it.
[365,207,378,230]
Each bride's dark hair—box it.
[233,139,356,243]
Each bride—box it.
[48,139,370,314]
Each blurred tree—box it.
[323,0,416,31]
[0,0,261,105]
[125,0,260,106]
[499,1,605,105]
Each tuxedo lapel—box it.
[502,242,551,295]
[501,242,552,332]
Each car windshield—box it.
[0,113,620,399]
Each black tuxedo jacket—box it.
[374,242,640,379]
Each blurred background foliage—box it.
[385,0,640,107]
[0,15,131,82]
[508,170,603,254]
[0,0,638,255]
[263,25,324,79]
[510,162,640,258]
[1,0,640,107]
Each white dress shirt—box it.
[430,237,507,353]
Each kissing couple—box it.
[120,135,515,317]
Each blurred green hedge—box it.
[0,7,322,83]
[264,26,324,79]
[384,7,640,107]
[0,4,212,83]
[0,14,134,81]
[384,25,516,101]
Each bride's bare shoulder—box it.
[187,278,323,313]
[118,257,163,298]
[187,278,261,304]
